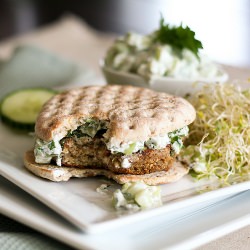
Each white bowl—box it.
[101,62,229,97]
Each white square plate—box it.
[1,176,249,250]
[0,122,249,233]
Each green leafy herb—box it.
[155,16,203,58]
[66,119,108,139]
[48,140,55,150]
[66,129,84,138]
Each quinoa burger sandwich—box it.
[24,85,196,185]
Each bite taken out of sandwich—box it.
[24,85,196,185]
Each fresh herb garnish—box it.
[66,129,84,138]
[48,140,56,150]
[66,119,108,139]
[155,16,203,58]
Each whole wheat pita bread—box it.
[35,85,196,146]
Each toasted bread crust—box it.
[35,85,196,145]
[24,150,189,185]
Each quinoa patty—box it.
[61,136,175,175]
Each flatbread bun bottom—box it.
[24,150,189,185]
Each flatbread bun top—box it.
[35,85,196,144]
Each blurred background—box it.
[0,0,249,68]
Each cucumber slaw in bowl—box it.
[101,18,228,96]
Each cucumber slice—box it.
[0,88,57,130]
